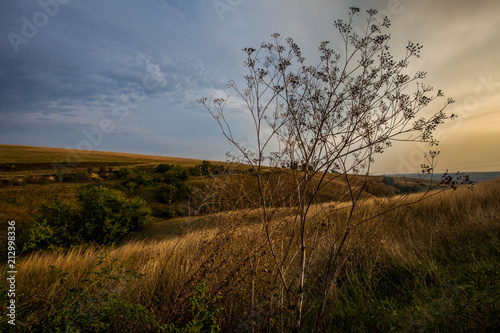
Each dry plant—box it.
[199,7,473,331]
[2,178,497,331]
[144,164,273,327]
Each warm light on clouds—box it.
[0,0,498,172]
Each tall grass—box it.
[1,179,499,331]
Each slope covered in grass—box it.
[2,178,498,331]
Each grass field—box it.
[0,144,206,244]
[0,144,205,176]
[0,144,498,332]
[0,144,203,165]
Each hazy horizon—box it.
[1,0,499,173]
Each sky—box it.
[1,0,499,174]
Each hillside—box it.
[0,144,205,176]
[1,176,498,331]
[2,144,496,332]
[0,144,447,240]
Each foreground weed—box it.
[167,281,223,333]
[22,250,165,332]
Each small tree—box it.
[200,8,471,331]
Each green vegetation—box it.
[192,160,226,177]
[27,251,164,332]
[3,4,497,330]
[23,185,152,252]
[6,250,222,332]
[167,281,223,333]
[382,176,423,193]
[115,167,132,179]
[0,145,498,332]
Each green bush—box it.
[68,170,92,182]
[382,176,395,187]
[163,165,189,187]
[115,167,132,179]
[194,161,225,177]
[23,185,152,252]
[178,184,195,200]
[78,185,151,236]
[98,165,108,178]
[158,184,178,204]
[131,171,149,186]
[168,281,222,333]
[55,170,64,182]
[395,183,421,193]
[189,167,201,177]
[155,163,174,174]
[123,171,157,192]
[156,205,176,218]
[157,183,194,207]
[22,201,81,251]
[123,180,139,192]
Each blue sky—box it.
[1,0,499,173]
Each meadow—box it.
[0,145,498,332]
[0,144,203,167]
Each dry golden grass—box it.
[9,217,263,327]
[0,144,204,166]
[0,184,83,240]
[2,176,498,330]
[8,180,498,284]
[0,144,211,179]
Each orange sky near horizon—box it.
[367,0,500,173]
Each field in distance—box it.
[0,144,206,176]
[0,143,427,240]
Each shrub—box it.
[155,163,174,174]
[22,201,81,251]
[98,165,108,177]
[67,170,92,182]
[199,7,465,330]
[178,184,195,200]
[395,184,422,193]
[194,161,225,176]
[55,170,64,182]
[151,176,162,186]
[131,171,149,186]
[156,205,176,218]
[77,186,151,241]
[158,184,178,204]
[189,167,201,177]
[115,167,132,179]
[124,171,161,192]
[157,183,194,207]
[168,281,222,333]
[123,180,138,192]
[23,185,152,252]
[382,176,395,187]
[123,171,150,192]
[163,165,189,187]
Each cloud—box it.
[0,0,499,172]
